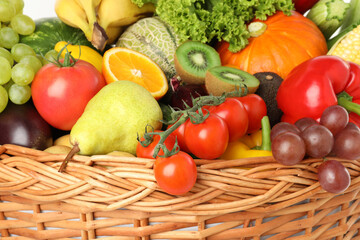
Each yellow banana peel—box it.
[54,0,93,41]
[54,0,155,51]
[54,41,103,73]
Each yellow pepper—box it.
[221,116,272,160]
[239,129,263,149]
[54,41,103,73]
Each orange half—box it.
[102,47,168,100]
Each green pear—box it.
[69,80,163,155]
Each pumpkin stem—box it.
[248,22,267,37]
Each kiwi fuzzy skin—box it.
[174,55,205,85]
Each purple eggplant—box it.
[169,77,208,110]
[0,101,53,150]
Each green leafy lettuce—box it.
[131,0,294,52]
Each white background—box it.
[23,0,351,21]
[23,0,57,19]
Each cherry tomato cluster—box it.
[136,93,267,195]
[169,94,267,160]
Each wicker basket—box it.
[1,143,360,240]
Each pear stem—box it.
[58,142,80,172]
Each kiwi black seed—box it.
[205,66,260,96]
[254,72,283,127]
[174,41,221,85]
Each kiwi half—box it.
[205,66,260,96]
[174,41,221,85]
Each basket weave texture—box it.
[1,143,360,240]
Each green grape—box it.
[0,85,9,113]
[43,49,59,65]
[8,83,31,105]
[36,54,45,66]
[0,0,16,22]
[0,56,11,84]
[10,14,35,35]
[9,0,24,14]
[0,47,14,66]
[19,55,42,73]
[11,62,34,86]
[0,27,19,49]
[11,43,35,62]
[2,79,14,91]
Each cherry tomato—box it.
[234,94,267,133]
[154,151,197,195]
[167,118,190,153]
[207,98,249,142]
[184,113,229,159]
[136,130,176,159]
[31,60,106,130]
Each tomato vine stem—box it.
[139,85,249,159]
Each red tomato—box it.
[167,118,190,153]
[154,151,197,195]
[184,113,229,159]
[31,60,106,130]
[136,130,176,159]
[234,94,267,133]
[207,98,249,142]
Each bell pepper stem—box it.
[260,116,272,151]
[337,92,360,116]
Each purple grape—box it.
[271,131,306,166]
[320,105,349,136]
[301,124,334,158]
[295,117,319,132]
[318,160,350,193]
[344,122,360,131]
[333,128,360,160]
[270,122,301,141]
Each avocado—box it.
[254,72,283,127]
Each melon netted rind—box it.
[116,17,183,80]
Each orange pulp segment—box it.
[102,47,168,100]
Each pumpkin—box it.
[216,11,328,79]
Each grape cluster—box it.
[271,105,360,193]
[0,0,44,113]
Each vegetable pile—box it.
[130,0,295,52]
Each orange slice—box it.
[102,47,168,100]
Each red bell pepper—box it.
[276,56,360,126]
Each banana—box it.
[74,0,101,35]
[94,0,155,50]
[55,0,93,41]
[54,0,155,51]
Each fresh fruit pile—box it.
[0,0,360,197]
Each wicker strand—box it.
[1,144,360,239]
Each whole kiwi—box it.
[174,41,221,85]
